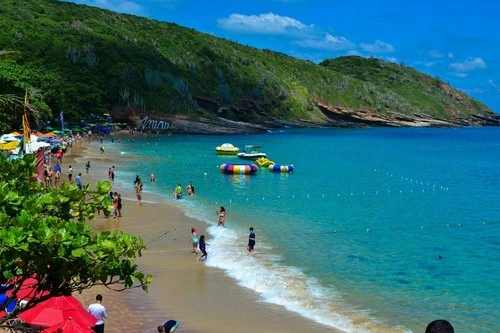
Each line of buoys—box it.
[374,168,449,191]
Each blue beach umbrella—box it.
[0,292,17,313]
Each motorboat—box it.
[237,145,267,160]
[215,143,240,155]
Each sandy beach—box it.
[65,137,340,333]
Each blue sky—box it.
[64,0,499,113]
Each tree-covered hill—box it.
[0,0,497,133]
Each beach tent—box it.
[40,132,57,138]
[0,133,22,142]
[25,140,50,154]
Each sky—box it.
[64,0,500,113]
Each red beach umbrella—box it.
[41,317,95,333]
[17,295,98,328]
[6,277,49,301]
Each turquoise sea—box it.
[108,127,500,332]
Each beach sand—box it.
[65,138,340,333]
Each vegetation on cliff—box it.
[0,0,496,131]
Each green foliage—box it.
[0,153,151,321]
[0,0,494,129]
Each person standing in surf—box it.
[248,227,256,252]
[217,206,226,227]
[198,235,207,261]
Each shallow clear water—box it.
[108,127,500,332]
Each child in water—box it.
[191,227,199,255]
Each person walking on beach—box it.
[186,182,195,196]
[248,227,256,252]
[117,193,122,217]
[100,144,106,154]
[157,319,179,332]
[217,206,226,227]
[198,235,207,262]
[85,161,91,174]
[68,165,73,182]
[54,167,61,188]
[134,176,143,205]
[111,166,115,182]
[112,192,119,218]
[150,171,155,182]
[88,294,107,333]
[107,167,112,180]
[75,173,83,190]
[191,227,199,255]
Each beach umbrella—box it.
[44,126,54,131]
[0,292,17,313]
[0,134,22,142]
[52,130,62,134]
[17,295,98,328]
[41,317,95,333]
[6,277,50,302]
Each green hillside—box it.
[0,0,497,132]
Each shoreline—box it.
[67,137,340,333]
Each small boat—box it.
[269,164,294,173]
[215,143,240,155]
[220,163,258,174]
[256,157,275,167]
[237,145,267,160]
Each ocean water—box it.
[107,127,500,333]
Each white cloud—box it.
[428,49,443,58]
[450,57,487,72]
[460,87,484,94]
[448,52,454,59]
[297,33,354,50]
[386,57,398,63]
[347,50,362,56]
[449,72,468,78]
[217,12,311,35]
[424,61,436,67]
[489,79,500,92]
[359,40,395,53]
[70,0,144,15]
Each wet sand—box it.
[67,138,340,333]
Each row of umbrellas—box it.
[0,278,97,333]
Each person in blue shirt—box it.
[75,173,82,190]
[157,319,178,332]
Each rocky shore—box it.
[125,109,500,135]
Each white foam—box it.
[194,224,373,332]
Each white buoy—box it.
[366,229,370,232]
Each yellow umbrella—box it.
[0,141,20,151]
